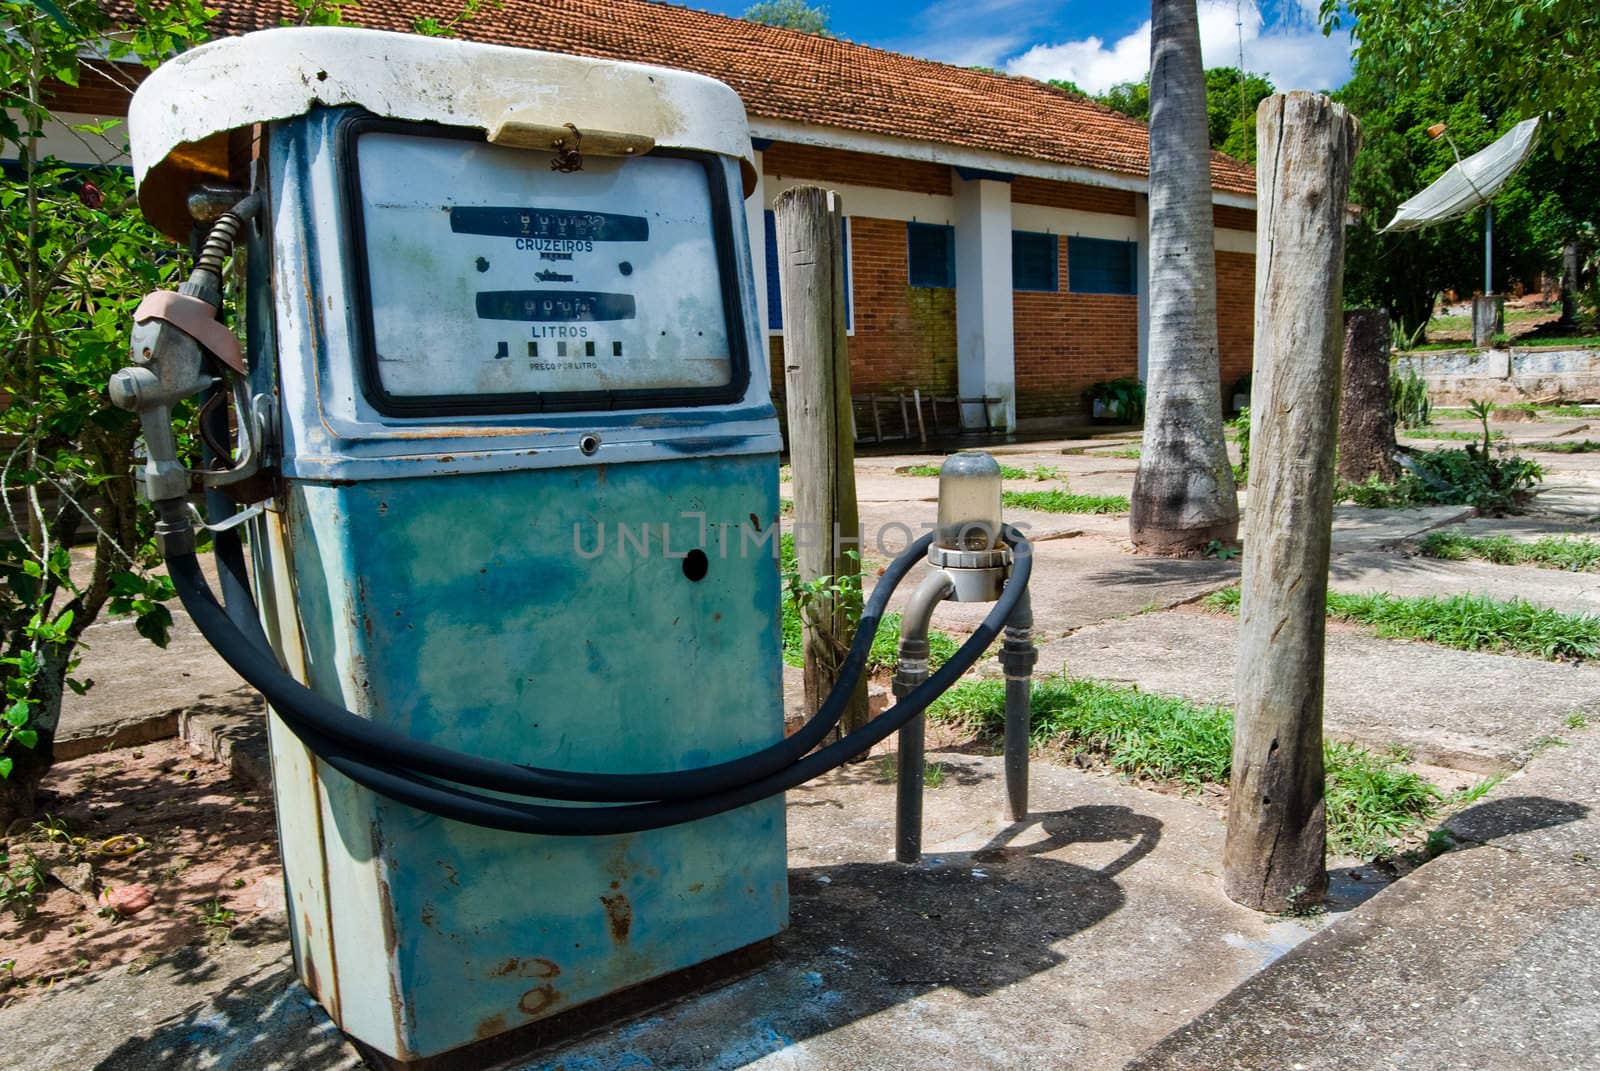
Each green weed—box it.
[1524,440,1600,454]
[1204,586,1600,661]
[1002,490,1129,514]
[927,675,1437,856]
[1402,428,1505,442]
[1419,531,1600,572]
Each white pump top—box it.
[127,26,758,238]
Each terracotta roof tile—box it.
[116,0,1257,196]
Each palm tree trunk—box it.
[1131,0,1240,555]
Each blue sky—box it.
[691,1,1354,94]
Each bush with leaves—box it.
[0,0,213,823]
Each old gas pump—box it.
[110,27,1034,1063]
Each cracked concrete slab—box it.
[1039,611,1600,771]
[1329,550,1600,617]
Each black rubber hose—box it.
[168,531,931,803]
[251,529,1033,836]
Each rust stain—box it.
[476,1014,508,1039]
[687,882,704,894]
[600,892,633,943]
[438,861,461,887]
[301,912,321,996]
[375,876,399,956]
[489,956,560,979]
[519,984,562,1017]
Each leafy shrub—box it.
[1084,377,1146,423]
[1231,406,1250,486]
[1390,366,1433,428]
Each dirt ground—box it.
[0,739,280,1005]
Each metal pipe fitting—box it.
[894,569,955,863]
[997,588,1037,822]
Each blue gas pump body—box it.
[242,100,788,1060]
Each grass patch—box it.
[899,462,1061,481]
[1002,489,1129,514]
[1524,439,1600,454]
[1203,586,1600,661]
[1419,531,1600,572]
[927,675,1439,856]
[778,534,960,670]
[1433,403,1590,420]
[1099,447,1142,459]
[1400,428,1506,442]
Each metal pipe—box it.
[998,587,1037,822]
[1485,201,1494,296]
[894,569,956,863]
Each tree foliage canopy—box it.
[1328,0,1600,334]
[1324,0,1600,158]
[741,0,830,35]
[1092,67,1274,163]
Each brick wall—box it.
[1012,176,1137,216]
[761,142,952,196]
[768,215,958,396]
[1216,250,1255,395]
[1214,204,1257,232]
[1012,238,1138,420]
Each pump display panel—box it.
[342,119,748,414]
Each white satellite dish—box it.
[1382,117,1541,233]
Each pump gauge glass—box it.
[345,121,745,413]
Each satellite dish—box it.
[1381,117,1541,233]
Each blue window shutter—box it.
[1066,236,1137,295]
[907,222,955,288]
[1012,232,1058,292]
[764,209,782,330]
[841,217,852,331]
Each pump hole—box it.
[682,549,709,582]
[579,433,601,456]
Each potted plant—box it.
[1084,377,1146,424]
[1231,373,1252,414]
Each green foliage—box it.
[1390,366,1432,428]
[898,462,1057,481]
[410,0,497,37]
[1082,377,1145,423]
[1331,2,1600,336]
[1419,531,1600,573]
[1231,406,1250,486]
[0,0,206,800]
[928,675,1438,855]
[867,612,958,674]
[1207,585,1600,661]
[1001,490,1129,515]
[1406,445,1542,515]
[1325,0,1600,159]
[1402,429,1504,443]
[0,848,47,919]
[740,0,830,34]
[1525,439,1600,454]
[1093,67,1273,162]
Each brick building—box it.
[57,0,1258,432]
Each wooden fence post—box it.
[774,186,869,735]
[1337,308,1399,484]
[1224,93,1361,912]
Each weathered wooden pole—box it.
[1224,93,1360,912]
[1336,308,1400,485]
[774,186,869,735]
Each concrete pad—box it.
[1327,505,1474,552]
[1126,846,1600,1071]
[0,915,363,1071]
[1443,514,1600,542]
[1040,611,1600,771]
[1530,477,1600,522]
[60,554,251,749]
[1329,550,1600,617]
[521,751,1327,1071]
[1444,725,1600,861]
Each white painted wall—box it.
[3,111,129,167]
[954,175,1016,430]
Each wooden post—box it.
[774,186,869,735]
[1336,308,1400,484]
[1224,93,1360,913]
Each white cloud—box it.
[999,1,1351,94]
